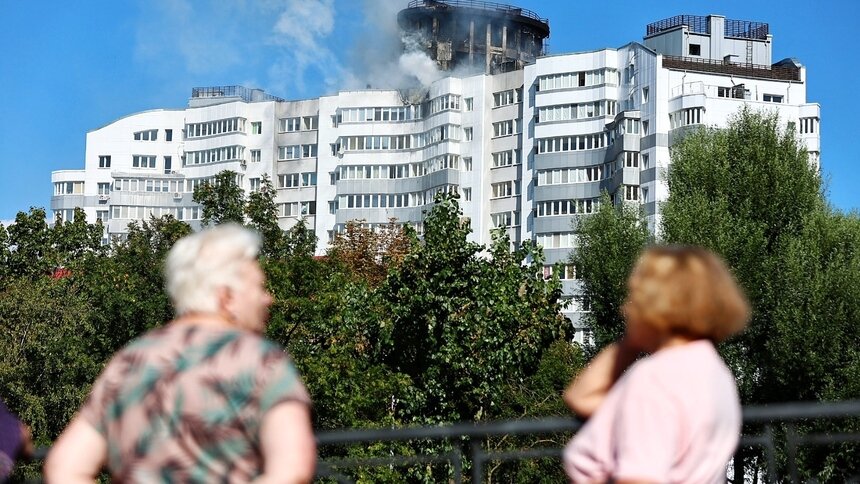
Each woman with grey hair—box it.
[46,224,316,483]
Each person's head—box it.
[622,245,750,350]
[165,224,273,333]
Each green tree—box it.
[571,192,652,351]
[193,170,245,226]
[246,176,284,257]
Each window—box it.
[132,155,157,168]
[538,100,612,123]
[96,210,108,222]
[464,97,474,111]
[493,120,514,137]
[622,152,639,168]
[280,117,300,132]
[251,121,262,134]
[641,87,649,104]
[763,94,784,103]
[464,127,473,141]
[800,117,818,134]
[98,155,111,168]
[329,201,338,214]
[133,129,158,141]
[624,185,639,201]
[669,108,704,129]
[164,156,172,174]
[689,44,701,56]
[278,145,301,160]
[251,149,261,162]
[493,88,521,107]
[535,232,579,249]
[491,211,520,228]
[491,181,519,198]
[97,182,111,195]
[642,120,649,135]
[492,150,520,168]
[463,188,472,201]
[302,116,318,130]
[250,178,261,193]
[301,144,318,158]
[301,201,316,216]
[642,153,650,169]
[165,129,173,141]
[463,157,473,171]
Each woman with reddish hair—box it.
[563,246,750,484]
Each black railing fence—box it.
[22,400,860,483]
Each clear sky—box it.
[1,0,857,222]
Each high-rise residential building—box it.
[51,5,820,343]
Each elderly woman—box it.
[563,246,750,484]
[46,224,316,484]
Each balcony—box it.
[663,55,801,82]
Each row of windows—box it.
[535,232,579,249]
[536,166,603,186]
[186,118,244,139]
[133,129,169,141]
[427,94,461,115]
[614,119,641,137]
[110,205,200,220]
[536,131,613,154]
[493,88,522,108]
[281,201,317,217]
[537,68,619,92]
[338,124,459,152]
[278,173,317,188]
[54,181,84,195]
[537,100,617,123]
[337,105,424,124]
[185,145,244,166]
[278,116,319,132]
[535,198,600,217]
[278,144,318,160]
[542,264,579,280]
[492,149,521,168]
[113,178,184,194]
[133,155,157,168]
[492,119,521,137]
[491,181,520,198]
[491,210,521,228]
[339,192,425,209]
[669,108,704,130]
[186,174,242,194]
[337,155,469,181]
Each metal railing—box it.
[314,400,860,483]
[405,0,548,24]
[190,86,285,103]
[23,401,860,483]
[662,55,801,82]
[646,15,770,40]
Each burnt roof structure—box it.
[398,0,550,75]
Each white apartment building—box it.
[51,13,820,342]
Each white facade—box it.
[51,15,820,343]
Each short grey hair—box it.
[165,223,261,316]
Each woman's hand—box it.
[563,341,640,418]
[19,423,34,460]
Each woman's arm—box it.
[563,340,640,418]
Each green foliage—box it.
[571,192,652,350]
[193,170,246,226]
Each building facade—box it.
[51,12,820,343]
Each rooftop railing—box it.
[662,55,801,82]
[646,15,770,40]
[190,85,285,103]
[405,0,548,24]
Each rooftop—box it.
[646,15,769,40]
[190,85,285,103]
[404,0,548,24]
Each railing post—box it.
[471,439,485,483]
[785,423,800,484]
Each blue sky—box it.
[1,0,857,222]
